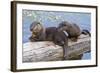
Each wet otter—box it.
[29,21,45,42]
[29,21,90,60]
[58,21,91,41]
[46,27,68,60]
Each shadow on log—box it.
[23,34,91,62]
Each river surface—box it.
[22,10,91,60]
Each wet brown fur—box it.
[29,21,45,42]
[58,21,81,41]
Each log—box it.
[23,34,91,62]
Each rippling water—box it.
[22,10,91,60]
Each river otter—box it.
[46,27,68,60]
[29,21,90,60]
[29,21,45,42]
[58,21,91,41]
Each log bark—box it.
[23,34,90,62]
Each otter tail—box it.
[82,29,91,36]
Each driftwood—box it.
[23,34,90,62]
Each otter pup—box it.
[46,27,68,60]
[29,21,45,42]
[58,21,91,41]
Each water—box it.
[82,52,91,59]
[22,10,91,60]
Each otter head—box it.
[58,21,71,32]
[30,21,43,37]
[53,30,68,46]
[58,21,81,37]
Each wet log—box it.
[23,34,90,62]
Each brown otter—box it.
[46,27,68,45]
[29,21,45,42]
[29,21,90,60]
[58,21,91,41]
[46,27,68,60]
